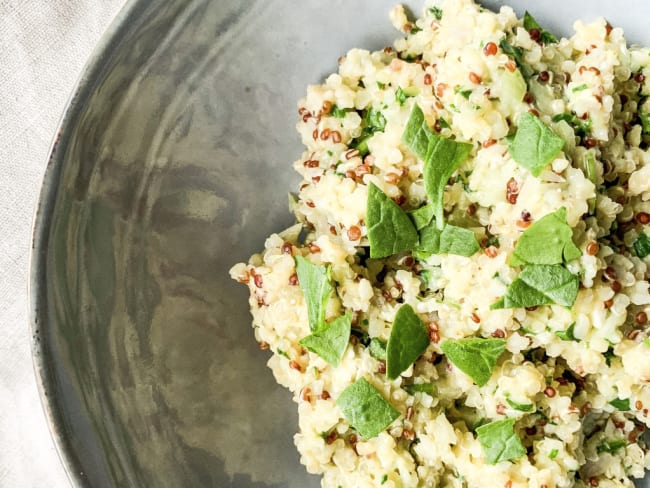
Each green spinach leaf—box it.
[366,183,419,258]
[634,233,650,258]
[509,112,565,176]
[409,203,436,230]
[609,398,630,411]
[336,377,400,439]
[510,208,581,266]
[386,304,430,380]
[499,39,534,78]
[492,264,579,309]
[295,256,333,331]
[476,418,526,464]
[439,225,480,257]
[440,338,506,386]
[299,312,352,366]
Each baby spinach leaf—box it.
[609,398,630,411]
[523,11,558,44]
[509,112,565,177]
[402,105,473,228]
[367,183,419,258]
[336,377,400,439]
[409,203,436,230]
[510,208,581,266]
[634,233,650,258]
[295,256,333,331]
[439,225,480,257]
[555,322,577,341]
[476,418,526,464]
[299,312,352,366]
[368,338,387,361]
[440,338,506,386]
[423,133,473,229]
[506,398,535,412]
[492,264,579,309]
[412,222,442,260]
[403,382,436,395]
[386,304,430,380]
[499,39,534,78]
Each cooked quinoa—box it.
[230,1,650,486]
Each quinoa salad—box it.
[229,1,650,486]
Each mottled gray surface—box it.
[30,1,650,487]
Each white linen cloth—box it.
[0,1,127,486]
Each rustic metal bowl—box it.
[30,0,650,486]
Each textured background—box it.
[0,1,126,486]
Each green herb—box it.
[366,107,387,132]
[440,338,506,386]
[644,338,650,348]
[583,152,597,213]
[523,11,558,44]
[295,256,333,331]
[368,337,387,361]
[336,377,400,438]
[510,208,581,266]
[639,108,650,134]
[455,86,472,99]
[429,6,443,20]
[402,105,472,228]
[409,27,422,35]
[276,348,290,360]
[604,347,615,366]
[572,83,589,92]
[491,264,579,309]
[366,183,419,258]
[299,312,352,366]
[509,112,565,177]
[409,203,436,230]
[386,304,430,379]
[499,39,534,78]
[609,398,631,411]
[476,418,526,464]
[331,105,351,118]
[439,225,480,257]
[380,474,388,485]
[555,322,578,341]
[403,382,436,395]
[549,448,559,459]
[351,328,370,346]
[506,398,535,412]
[438,117,450,129]
[597,439,627,454]
[377,81,386,89]
[396,87,408,106]
[551,112,592,137]
[634,233,650,258]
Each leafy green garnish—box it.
[295,256,333,331]
[491,264,579,309]
[548,448,559,459]
[510,208,581,266]
[455,86,472,99]
[395,86,418,106]
[509,112,565,176]
[440,338,506,386]
[368,338,387,361]
[439,225,480,257]
[377,81,386,90]
[409,203,436,230]
[429,6,443,20]
[402,105,472,228]
[476,418,526,464]
[634,233,650,258]
[351,107,387,155]
[639,109,650,134]
[366,183,419,258]
[403,382,436,395]
[276,348,290,360]
[609,398,631,411]
[597,439,627,454]
[380,474,388,485]
[331,105,352,118]
[572,84,589,92]
[299,312,351,366]
[499,39,534,78]
[555,322,578,341]
[386,304,430,380]
[523,11,558,44]
[506,398,535,412]
[551,113,592,137]
[336,377,400,438]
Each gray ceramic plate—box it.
[30,1,650,486]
